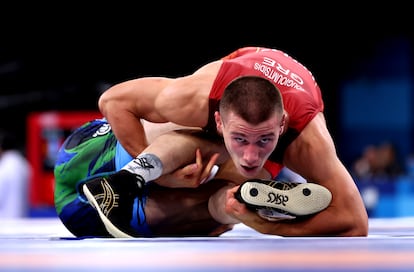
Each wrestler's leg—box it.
[141,120,199,144]
[207,159,272,224]
[113,123,229,187]
[140,129,229,175]
[144,179,235,237]
[54,119,117,237]
[131,121,223,181]
[106,128,230,188]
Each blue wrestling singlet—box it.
[53,118,151,237]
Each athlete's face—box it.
[215,110,284,178]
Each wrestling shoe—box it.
[235,179,332,220]
[82,170,145,238]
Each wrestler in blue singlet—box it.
[54,118,151,237]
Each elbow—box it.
[341,223,368,237]
[98,86,119,117]
[98,84,131,118]
[348,219,369,237]
[339,211,369,237]
[98,90,110,115]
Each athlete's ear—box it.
[279,114,286,135]
[215,111,223,134]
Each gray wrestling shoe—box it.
[235,179,332,220]
[82,170,145,238]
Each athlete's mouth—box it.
[241,165,258,172]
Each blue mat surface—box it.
[1,217,414,271]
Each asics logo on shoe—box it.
[127,157,155,172]
[267,193,289,206]
[95,179,119,215]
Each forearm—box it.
[99,77,176,157]
[238,205,368,237]
[99,93,148,157]
[111,115,148,157]
[208,184,241,224]
[225,184,368,237]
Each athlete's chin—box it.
[238,165,260,178]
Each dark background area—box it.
[0,6,412,168]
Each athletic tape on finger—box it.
[200,165,219,184]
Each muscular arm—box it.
[98,62,219,157]
[225,113,369,236]
[98,77,173,157]
[283,113,368,236]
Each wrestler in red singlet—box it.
[206,47,324,178]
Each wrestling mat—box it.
[1,217,414,271]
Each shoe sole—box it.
[82,184,133,238]
[238,182,332,216]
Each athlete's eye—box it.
[260,138,271,144]
[257,137,274,147]
[234,137,247,144]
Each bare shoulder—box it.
[193,60,223,74]
[156,60,223,126]
[171,60,223,94]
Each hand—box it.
[155,148,220,188]
[224,185,254,220]
[225,186,293,223]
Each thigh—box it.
[145,179,233,236]
[142,120,200,144]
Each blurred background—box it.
[0,5,413,218]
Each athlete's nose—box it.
[243,144,260,165]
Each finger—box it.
[206,152,220,169]
[200,153,220,184]
[200,165,219,184]
[195,148,203,168]
[202,152,220,177]
[175,149,203,178]
[176,163,199,177]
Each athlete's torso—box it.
[206,47,324,177]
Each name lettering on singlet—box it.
[254,60,305,92]
[252,48,320,92]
